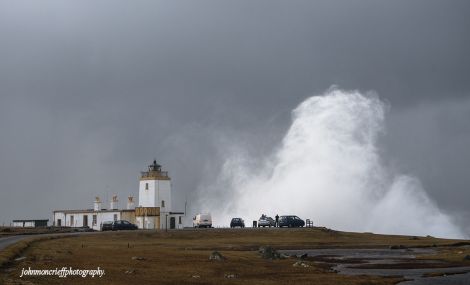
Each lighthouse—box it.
[138,160,173,229]
[53,159,184,231]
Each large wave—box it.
[198,88,464,239]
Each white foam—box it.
[198,88,464,239]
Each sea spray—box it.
[198,88,464,238]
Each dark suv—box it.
[279,215,305,228]
[230,218,245,228]
[111,220,138,231]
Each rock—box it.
[209,251,225,261]
[319,227,338,235]
[299,253,308,260]
[14,256,26,262]
[124,269,136,274]
[464,255,470,261]
[259,246,284,260]
[41,255,53,261]
[224,273,237,278]
[131,256,146,261]
[293,261,310,268]
[192,275,200,279]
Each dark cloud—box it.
[0,1,469,232]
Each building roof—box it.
[53,209,135,214]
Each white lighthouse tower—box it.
[138,160,172,229]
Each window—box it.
[178,216,182,224]
[113,214,118,221]
[161,200,165,208]
[70,215,74,226]
[145,183,148,190]
[92,215,97,225]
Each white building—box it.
[53,160,185,231]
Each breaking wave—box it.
[199,88,464,239]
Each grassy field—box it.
[1,228,469,285]
[0,227,80,237]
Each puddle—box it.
[280,248,470,284]
[399,272,470,285]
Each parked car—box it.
[279,215,305,228]
[258,214,276,227]
[101,221,113,231]
[193,213,212,228]
[74,226,94,232]
[230,218,245,228]
[111,220,138,231]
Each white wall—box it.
[136,216,158,230]
[54,212,66,227]
[139,179,156,207]
[139,178,172,229]
[53,211,121,231]
[139,179,171,211]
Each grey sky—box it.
[0,1,469,232]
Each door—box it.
[57,219,62,227]
[83,215,88,227]
[170,217,176,229]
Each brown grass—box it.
[0,239,32,268]
[0,235,77,268]
[1,228,467,285]
[0,227,81,237]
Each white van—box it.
[193,213,212,228]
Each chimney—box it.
[127,196,135,210]
[110,195,118,210]
[94,197,102,211]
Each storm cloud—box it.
[0,1,469,235]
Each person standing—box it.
[275,214,279,227]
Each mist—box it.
[197,88,465,239]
